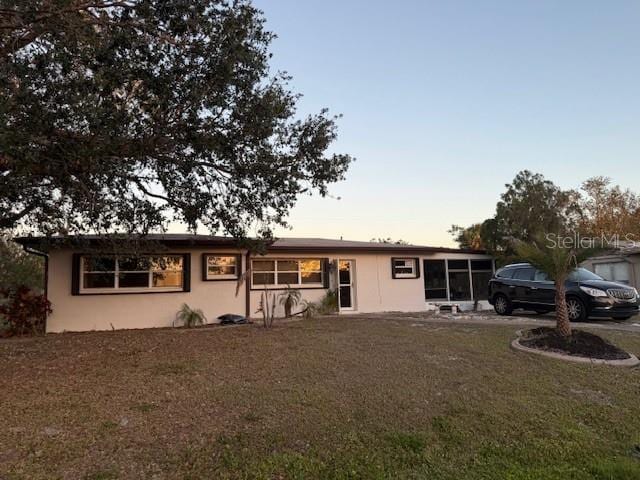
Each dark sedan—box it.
[488,263,639,321]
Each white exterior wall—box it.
[46,248,247,333]
[45,248,494,332]
[248,251,493,317]
[248,253,426,317]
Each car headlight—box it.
[579,286,608,297]
[634,288,639,299]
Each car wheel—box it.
[566,296,587,322]
[493,294,512,316]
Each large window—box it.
[594,262,631,285]
[78,255,186,294]
[425,258,494,301]
[251,258,324,288]
[391,258,419,279]
[203,254,240,280]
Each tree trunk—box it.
[555,280,572,337]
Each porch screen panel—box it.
[447,260,471,301]
[470,259,493,300]
[424,260,447,300]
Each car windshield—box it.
[567,268,603,282]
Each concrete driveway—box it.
[360,309,640,333]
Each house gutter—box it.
[245,250,251,319]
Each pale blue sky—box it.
[253,0,640,246]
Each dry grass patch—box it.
[1,317,640,479]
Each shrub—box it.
[0,286,51,336]
[317,289,338,314]
[175,303,206,328]
[303,289,338,318]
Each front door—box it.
[338,260,355,311]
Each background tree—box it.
[0,1,352,239]
[0,235,44,291]
[451,171,581,261]
[578,176,640,239]
[370,238,410,245]
[495,170,581,246]
[452,172,640,262]
[448,223,483,250]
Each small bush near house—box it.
[175,303,206,328]
[303,289,338,318]
[0,286,51,337]
[278,285,302,317]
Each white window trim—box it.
[251,258,324,289]
[593,261,632,285]
[392,258,418,279]
[79,255,184,294]
[204,254,239,280]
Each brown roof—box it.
[14,234,487,255]
[269,237,485,254]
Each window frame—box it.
[424,257,494,302]
[424,259,448,300]
[73,253,190,295]
[250,258,326,290]
[470,259,494,301]
[202,253,242,281]
[391,257,420,279]
[593,261,632,285]
[447,260,472,301]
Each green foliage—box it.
[452,171,640,265]
[496,170,581,243]
[514,236,602,336]
[0,1,352,237]
[451,171,582,261]
[370,237,410,245]
[514,237,600,283]
[175,303,206,328]
[0,235,44,291]
[0,286,51,336]
[448,223,484,250]
[303,289,338,318]
[278,285,302,317]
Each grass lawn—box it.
[1,317,640,480]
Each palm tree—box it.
[175,303,206,328]
[515,238,600,337]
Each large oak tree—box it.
[0,1,352,238]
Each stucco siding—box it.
[45,247,493,332]
[247,251,492,317]
[46,248,247,333]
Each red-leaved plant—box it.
[0,286,51,337]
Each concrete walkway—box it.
[357,310,640,333]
